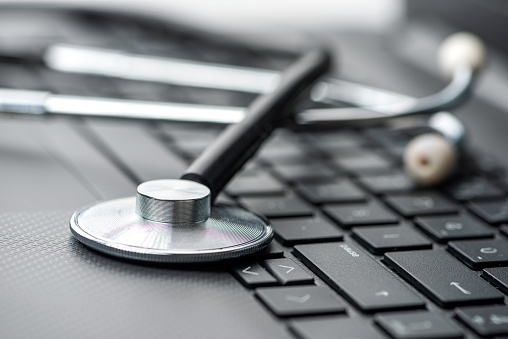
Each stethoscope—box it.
[0,32,487,263]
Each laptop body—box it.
[1,4,508,339]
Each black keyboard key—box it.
[249,243,285,260]
[294,242,424,312]
[471,153,505,177]
[414,213,494,243]
[262,258,314,285]
[323,200,398,228]
[469,199,508,224]
[384,250,504,307]
[236,161,260,177]
[226,172,285,197]
[385,191,458,217]
[308,130,367,149]
[483,267,508,294]
[448,238,508,269]
[255,286,346,317]
[239,194,314,218]
[358,172,415,194]
[272,214,343,245]
[271,163,336,183]
[375,311,463,339]
[163,125,222,143]
[352,224,432,255]
[296,179,366,204]
[365,128,411,150]
[258,144,309,165]
[456,305,508,337]
[290,317,387,339]
[445,177,505,201]
[231,262,278,288]
[501,224,508,238]
[332,153,392,174]
[321,146,370,160]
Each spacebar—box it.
[293,242,424,313]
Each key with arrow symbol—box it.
[255,286,346,317]
[262,258,314,285]
[450,281,471,295]
[231,262,278,288]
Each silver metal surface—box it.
[136,179,211,224]
[0,49,474,127]
[428,111,466,145]
[45,95,246,123]
[299,65,474,125]
[0,88,48,114]
[45,44,279,94]
[70,197,273,263]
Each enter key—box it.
[385,250,504,308]
[294,242,424,312]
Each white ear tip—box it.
[404,133,457,186]
[438,32,486,78]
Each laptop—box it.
[1,4,508,339]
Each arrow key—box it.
[255,285,346,317]
[231,262,278,288]
[262,258,314,285]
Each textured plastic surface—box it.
[0,211,291,339]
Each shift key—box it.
[293,242,424,313]
[385,250,504,308]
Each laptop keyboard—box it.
[2,7,508,339]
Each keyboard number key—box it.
[448,238,508,269]
[415,214,494,243]
[323,200,398,228]
[385,191,457,217]
[469,199,508,224]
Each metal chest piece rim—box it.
[69,179,273,263]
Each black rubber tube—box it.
[181,47,332,201]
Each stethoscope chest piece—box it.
[69,48,331,264]
[69,179,273,263]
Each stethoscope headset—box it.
[1,30,488,263]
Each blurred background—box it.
[0,0,405,34]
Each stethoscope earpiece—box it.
[403,133,458,186]
[438,32,486,78]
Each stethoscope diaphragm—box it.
[70,195,273,263]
